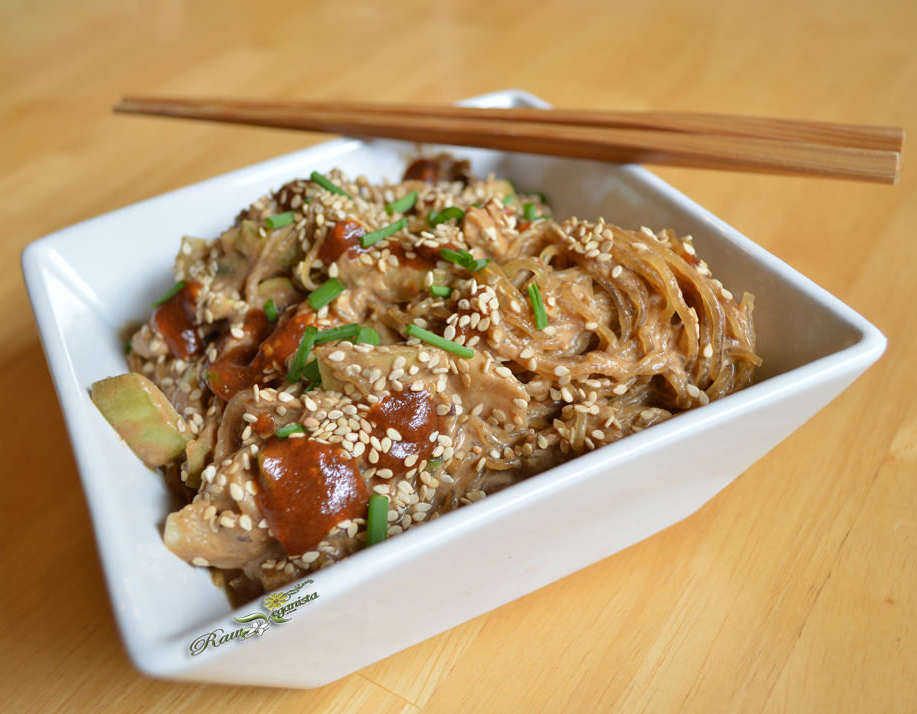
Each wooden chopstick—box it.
[113,96,904,184]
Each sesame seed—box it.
[328,350,346,362]
[703,343,714,359]
[192,557,210,567]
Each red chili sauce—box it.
[365,389,442,474]
[153,281,203,359]
[318,219,367,264]
[206,310,315,401]
[257,438,369,556]
[319,218,432,272]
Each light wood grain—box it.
[113,95,903,182]
[2,0,915,712]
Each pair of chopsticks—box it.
[113,96,904,184]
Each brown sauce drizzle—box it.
[319,219,366,264]
[257,437,369,555]
[366,389,442,474]
[206,310,316,401]
[153,281,203,359]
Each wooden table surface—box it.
[3,0,915,711]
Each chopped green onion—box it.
[405,324,474,358]
[263,299,278,322]
[439,248,472,265]
[430,285,452,298]
[355,326,380,345]
[501,194,515,206]
[124,341,132,355]
[302,359,322,388]
[522,202,538,221]
[275,423,305,438]
[428,206,465,227]
[424,457,443,472]
[534,191,549,204]
[151,280,186,308]
[439,248,490,273]
[527,282,548,330]
[385,190,417,216]
[287,326,317,382]
[361,218,407,248]
[265,211,295,229]
[315,323,361,344]
[310,170,352,199]
[311,323,381,346]
[366,494,389,546]
[307,278,346,310]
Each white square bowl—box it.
[22,89,885,688]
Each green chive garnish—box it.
[385,190,417,216]
[307,278,346,310]
[527,282,548,330]
[265,212,295,230]
[428,206,465,227]
[424,457,443,472]
[124,341,132,355]
[302,359,322,388]
[439,248,471,265]
[522,202,537,221]
[439,248,490,272]
[151,280,186,308]
[430,285,452,298]
[264,299,278,322]
[366,494,389,547]
[501,194,515,206]
[315,323,360,344]
[287,326,317,382]
[361,218,407,248]
[310,171,352,199]
[405,324,474,358]
[355,326,380,345]
[275,423,305,438]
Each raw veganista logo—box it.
[188,579,319,656]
